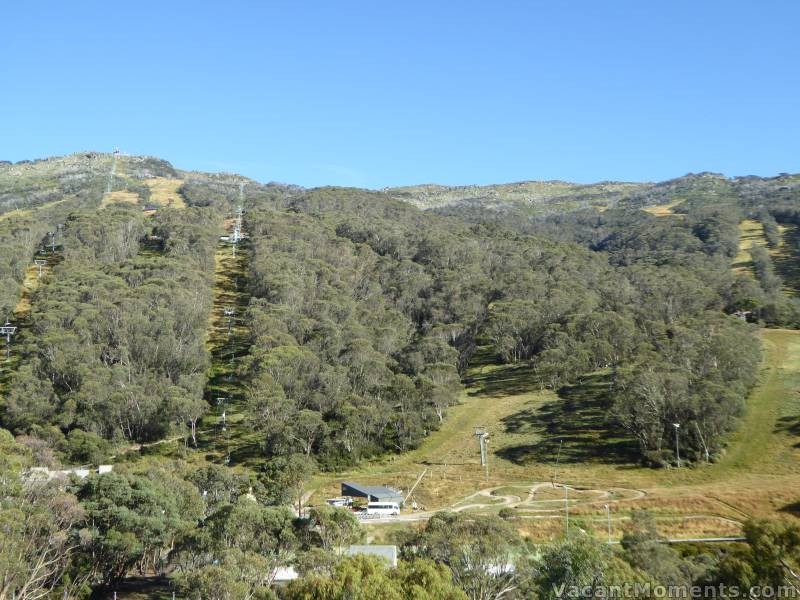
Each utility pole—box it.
[552,438,563,487]
[673,423,681,467]
[604,504,612,543]
[564,484,569,537]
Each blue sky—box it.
[1,1,798,188]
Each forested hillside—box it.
[0,155,782,467]
[1,153,799,598]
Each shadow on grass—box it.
[780,501,800,518]
[776,415,800,448]
[92,575,172,600]
[773,224,800,296]
[496,372,640,466]
[195,240,262,467]
[465,351,543,399]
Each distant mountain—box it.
[384,172,800,229]
[385,180,648,214]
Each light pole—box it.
[552,438,563,487]
[604,504,611,543]
[673,423,681,467]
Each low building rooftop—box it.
[341,481,403,501]
[348,545,398,567]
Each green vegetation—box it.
[1,154,800,597]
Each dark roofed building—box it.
[341,481,403,504]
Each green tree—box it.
[286,555,467,600]
[306,505,365,554]
[536,535,610,600]
[0,429,88,600]
[400,512,530,600]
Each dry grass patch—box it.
[144,177,186,208]
[732,219,767,273]
[642,199,684,217]
[13,263,42,316]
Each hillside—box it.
[2,152,800,598]
[386,180,647,214]
[387,171,800,230]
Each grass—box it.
[144,177,186,209]
[0,196,72,222]
[732,219,767,274]
[311,329,800,539]
[100,190,140,208]
[13,261,44,316]
[196,233,260,465]
[642,199,685,216]
[731,218,800,296]
[96,576,173,600]
[772,223,800,296]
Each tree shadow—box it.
[780,501,800,518]
[496,372,640,465]
[775,415,800,448]
[466,361,543,399]
[773,224,800,296]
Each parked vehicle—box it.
[366,502,400,516]
[326,497,351,507]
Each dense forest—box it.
[1,154,799,597]
[0,157,782,466]
[234,186,759,466]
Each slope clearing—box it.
[772,223,800,295]
[144,177,186,208]
[313,329,800,540]
[732,219,767,275]
[197,224,255,464]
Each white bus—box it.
[366,502,400,516]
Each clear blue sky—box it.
[2,1,798,188]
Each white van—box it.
[366,502,400,516]
[326,497,351,507]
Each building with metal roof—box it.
[341,481,404,504]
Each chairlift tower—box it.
[34,259,47,278]
[223,308,236,335]
[107,149,118,193]
[474,427,489,480]
[673,423,681,467]
[0,321,17,359]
